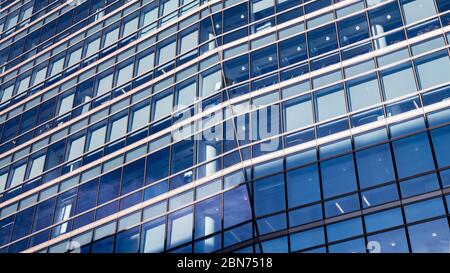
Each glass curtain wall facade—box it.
[0,0,449,253]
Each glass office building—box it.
[0,0,449,254]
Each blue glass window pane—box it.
[254,174,286,217]
[194,195,222,239]
[441,169,450,188]
[224,185,252,228]
[404,198,446,223]
[286,164,321,208]
[278,34,307,68]
[224,222,253,247]
[167,206,193,249]
[261,236,288,253]
[364,208,404,233]
[308,24,338,57]
[146,147,170,184]
[324,194,360,218]
[400,173,440,198]
[115,226,139,253]
[337,14,369,46]
[223,3,248,33]
[257,213,287,235]
[289,204,323,227]
[194,234,221,253]
[290,227,325,252]
[98,169,121,204]
[224,55,249,85]
[368,2,404,41]
[392,133,435,178]
[355,144,395,189]
[75,179,99,214]
[32,197,56,232]
[141,217,166,253]
[144,181,168,200]
[251,45,278,77]
[328,238,366,253]
[321,154,358,198]
[171,139,194,174]
[91,236,114,253]
[326,217,364,242]
[121,158,145,194]
[11,207,34,241]
[408,218,450,253]
[367,228,409,253]
[361,184,399,208]
[430,125,450,168]
[314,84,346,122]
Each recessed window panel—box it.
[146,147,170,184]
[121,158,145,194]
[224,3,248,33]
[0,84,13,103]
[250,45,277,77]
[109,114,128,142]
[171,139,194,174]
[224,55,249,85]
[27,154,46,180]
[175,79,196,109]
[279,34,307,68]
[338,14,369,47]
[308,24,338,58]
[104,27,119,48]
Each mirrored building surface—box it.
[0,0,449,253]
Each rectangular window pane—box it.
[67,136,86,161]
[283,95,313,132]
[28,155,46,179]
[131,104,150,131]
[9,164,26,188]
[88,126,107,151]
